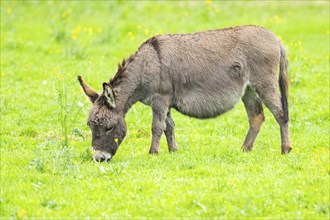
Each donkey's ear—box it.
[103,83,116,108]
[78,75,99,103]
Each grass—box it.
[1,1,329,219]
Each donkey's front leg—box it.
[149,97,168,154]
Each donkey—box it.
[78,25,291,162]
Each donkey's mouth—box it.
[93,150,112,162]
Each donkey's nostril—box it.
[93,150,112,162]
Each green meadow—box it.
[1,1,329,219]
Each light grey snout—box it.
[93,150,112,162]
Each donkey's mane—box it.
[110,36,162,87]
[110,55,134,87]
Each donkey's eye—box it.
[105,126,114,133]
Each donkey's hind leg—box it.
[242,86,265,152]
[164,111,178,152]
[256,85,291,154]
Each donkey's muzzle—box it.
[93,150,112,162]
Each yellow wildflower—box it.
[17,209,27,218]
[144,29,150,35]
[71,25,81,40]
[61,11,68,19]
[36,210,42,217]
[6,7,12,14]
[205,0,212,5]
[128,32,135,40]
[88,27,93,36]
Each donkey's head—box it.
[78,76,127,162]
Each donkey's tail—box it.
[279,44,289,123]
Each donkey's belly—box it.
[173,90,241,119]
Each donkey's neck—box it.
[113,77,141,116]
[110,54,145,116]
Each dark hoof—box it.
[149,149,159,154]
[242,146,252,152]
[169,147,178,153]
[281,146,292,155]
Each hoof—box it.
[242,146,252,152]
[168,147,178,153]
[149,148,159,154]
[281,146,292,155]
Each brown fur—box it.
[145,37,161,61]
[110,57,134,87]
